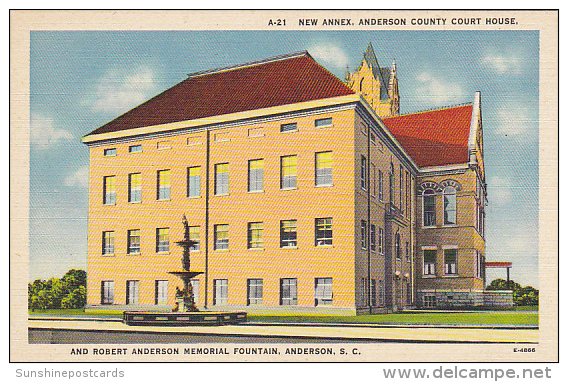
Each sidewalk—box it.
[28,317,539,344]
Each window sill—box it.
[127,253,141,256]
[157,198,171,202]
[103,203,116,207]
[128,201,142,204]
[102,254,115,257]
[187,195,201,199]
[248,248,264,251]
[280,246,298,250]
[214,193,230,197]
[315,244,334,248]
[156,252,170,255]
[314,124,333,129]
[442,224,458,228]
[315,183,333,188]
[421,225,437,229]
[248,190,265,194]
[280,187,298,191]
[421,275,436,278]
[280,129,298,134]
[443,274,459,278]
[214,248,229,252]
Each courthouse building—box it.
[82,44,488,314]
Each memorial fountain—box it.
[123,215,247,326]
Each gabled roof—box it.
[382,104,474,168]
[86,52,355,137]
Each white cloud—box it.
[487,176,512,206]
[414,72,464,105]
[482,54,522,75]
[87,65,157,114]
[64,165,89,188]
[493,104,538,140]
[309,43,349,69]
[31,113,74,150]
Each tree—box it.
[28,269,87,310]
[486,278,539,306]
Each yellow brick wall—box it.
[87,108,359,309]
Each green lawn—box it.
[29,308,538,326]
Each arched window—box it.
[359,78,364,92]
[422,189,436,227]
[443,186,457,225]
[395,232,401,259]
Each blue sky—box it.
[29,30,540,287]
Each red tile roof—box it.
[86,52,355,137]
[382,104,473,168]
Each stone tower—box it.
[346,42,400,117]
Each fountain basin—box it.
[123,311,247,326]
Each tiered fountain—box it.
[123,215,247,326]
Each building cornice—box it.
[82,94,361,145]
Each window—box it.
[378,280,384,306]
[102,231,115,255]
[129,144,142,153]
[370,224,376,251]
[248,159,264,192]
[280,155,297,189]
[378,170,384,200]
[247,222,264,249]
[475,250,483,279]
[315,151,333,186]
[187,166,201,198]
[280,220,297,248]
[361,220,367,250]
[370,163,376,196]
[360,155,367,189]
[103,176,116,205]
[360,278,368,306]
[214,224,229,250]
[128,173,141,203]
[444,248,458,275]
[423,249,437,276]
[280,278,297,305]
[314,117,332,128]
[155,280,168,305]
[248,127,265,138]
[423,295,437,308]
[423,189,436,227]
[104,148,116,157]
[247,279,263,305]
[127,229,140,254]
[400,165,404,211]
[215,163,229,195]
[443,186,457,225]
[156,228,169,253]
[280,122,297,132]
[190,279,200,304]
[389,163,394,204]
[315,217,333,246]
[157,140,171,150]
[213,279,228,305]
[189,226,200,252]
[214,132,230,142]
[186,137,201,146]
[395,233,401,260]
[126,280,139,305]
[101,281,115,304]
[405,241,410,262]
[378,227,384,254]
[370,279,377,306]
[315,277,333,306]
[157,170,170,200]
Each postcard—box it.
[10,10,558,365]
